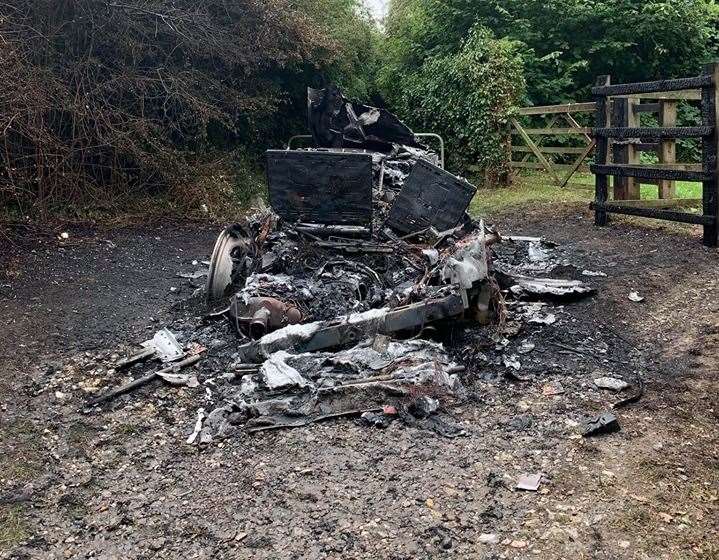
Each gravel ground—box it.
[1,207,717,559]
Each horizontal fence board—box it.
[592,76,712,97]
[613,198,702,209]
[592,126,713,139]
[511,161,590,171]
[517,102,596,115]
[633,103,661,113]
[591,163,710,181]
[611,91,702,101]
[635,142,660,152]
[513,127,593,135]
[590,202,713,225]
[511,146,592,154]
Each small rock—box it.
[516,473,542,491]
[593,376,629,392]
[518,340,535,354]
[479,533,498,544]
[542,381,564,396]
[510,540,528,549]
[628,291,644,302]
[148,538,166,551]
[508,414,533,431]
[409,396,439,419]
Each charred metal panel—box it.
[266,150,373,226]
[385,159,477,235]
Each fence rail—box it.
[590,63,719,247]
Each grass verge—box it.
[471,172,703,217]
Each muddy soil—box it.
[1,208,717,560]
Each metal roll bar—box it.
[285,133,446,169]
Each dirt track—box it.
[1,207,717,559]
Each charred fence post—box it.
[702,62,719,247]
[612,96,640,200]
[594,75,612,226]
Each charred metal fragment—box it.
[386,159,477,235]
[308,86,423,151]
[237,294,465,363]
[206,224,256,305]
[228,296,303,340]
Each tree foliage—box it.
[2,0,717,215]
[383,0,718,105]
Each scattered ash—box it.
[30,233,650,449]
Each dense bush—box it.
[0,0,379,218]
[379,25,525,180]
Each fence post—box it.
[594,75,611,226]
[658,100,677,199]
[702,63,719,246]
[613,97,640,200]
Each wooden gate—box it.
[510,102,596,187]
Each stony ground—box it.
[1,206,717,560]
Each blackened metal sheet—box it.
[386,159,477,234]
[266,150,373,226]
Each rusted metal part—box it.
[229,296,303,340]
[237,294,466,363]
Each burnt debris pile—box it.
[83,88,598,442]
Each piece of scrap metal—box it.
[386,159,476,235]
[581,411,620,437]
[141,328,184,362]
[237,294,465,363]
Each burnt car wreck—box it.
[89,87,600,441]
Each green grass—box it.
[569,172,703,199]
[0,506,29,550]
[470,172,703,217]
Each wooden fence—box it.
[510,103,595,187]
[511,98,686,196]
[590,63,719,247]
